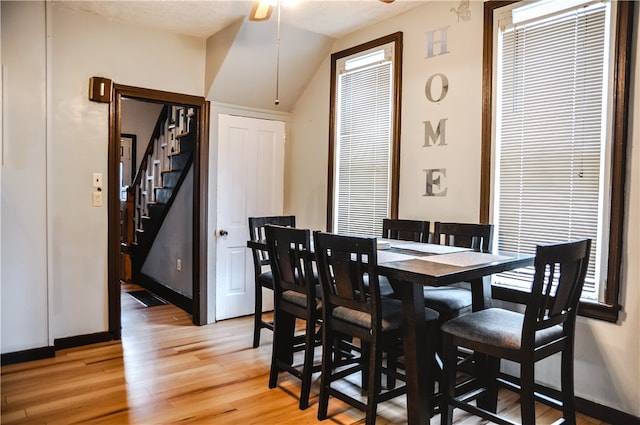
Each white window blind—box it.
[494,2,608,301]
[334,53,392,236]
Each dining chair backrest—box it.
[314,232,382,331]
[382,218,430,243]
[248,215,296,266]
[265,224,314,300]
[523,238,591,350]
[433,222,494,253]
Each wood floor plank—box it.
[0,284,610,425]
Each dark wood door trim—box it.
[108,85,209,338]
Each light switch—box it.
[92,191,102,207]
[93,173,103,188]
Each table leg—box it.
[400,281,431,425]
[470,276,492,311]
[470,275,497,412]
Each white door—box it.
[215,114,285,320]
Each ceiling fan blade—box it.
[249,1,273,21]
[379,0,395,3]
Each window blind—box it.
[495,4,606,299]
[335,61,392,236]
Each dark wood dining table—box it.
[373,240,534,424]
[247,237,534,425]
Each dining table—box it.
[374,239,534,424]
[247,236,535,425]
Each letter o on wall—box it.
[425,73,449,103]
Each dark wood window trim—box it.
[326,32,402,232]
[481,1,634,322]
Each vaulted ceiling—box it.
[57,0,431,110]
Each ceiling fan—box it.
[249,0,395,22]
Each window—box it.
[327,32,402,236]
[482,1,634,322]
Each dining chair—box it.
[440,238,591,425]
[265,224,322,410]
[379,218,430,298]
[313,231,440,425]
[248,215,296,348]
[382,218,430,243]
[424,222,495,322]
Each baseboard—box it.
[54,331,114,350]
[137,273,193,314]
[498,373,640,425]
[1,346,55,366]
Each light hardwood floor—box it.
[1,283,608,425]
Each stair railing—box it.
[121,104,196,278]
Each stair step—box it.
[176,132,195,153]
[155,188,173,204]
[162,170,182,188]
[171,152,191,171]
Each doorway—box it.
[108,84,210,339]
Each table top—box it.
[248,237,534,287]
[375,239,534,285]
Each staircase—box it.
[121,105,197,281]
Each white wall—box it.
[1,1,49,352]
[289,1,640,417]
[121,99,164,171]
[1,1,206,351]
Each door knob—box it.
[219,229,229,236]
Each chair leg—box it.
[520,360,536,425]
[365,340,382,425]
[298,317,317,410]
[476,353,499,413]
[269,310,295,388]
[253,283,264,348]
[440,334,457,425]
[361,341,371,391]
[385,340,398,389]
[561,345,577,424]
[317,324,333,421]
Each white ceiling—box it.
[56,0,432,110]
[57,0,430,40]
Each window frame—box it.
[481,1,634,322]
[326,32,403,233]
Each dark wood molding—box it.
[193,100,210,325]
[480,1,518,224]
[1,346,55,366]
[498,373,640,425]
[326,32,403,231]
[136,273,193,314]
[54,332,114,350]
[492,285,622,323]
[109,85,208,335]
[605,0,634,308]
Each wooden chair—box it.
[382,218,430,242]
[379,218,430,298]
[424,222,495,322]
[265,224,321,410]
[440,239,591,425]
[248,215,296,348]
[313,231,440,425]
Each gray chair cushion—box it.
[423,286,472,321]
[333,299,440,331]
[441,308,563,351]
[282,289,322,311]
[333,298,404,331]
